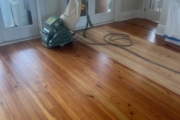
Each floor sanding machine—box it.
[41,0,180,74]
[41,0,92,48]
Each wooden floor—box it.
[0,18,180,120]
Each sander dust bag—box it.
[60,0,82,30]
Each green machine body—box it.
[41,16,73,48]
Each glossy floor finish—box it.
[117,19,180,52]
[0,18,180,120]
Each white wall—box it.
[119,0,142,21]
[139,0,143,9]
[156,0,171,35]
[41,0,142,23]
[0,33,2,44]
[44,0,61,19]
[138,0,171,25]
[43,0,141,17]
[159,0,171,25]
[0,9,3,43]
[37,0,64,30]
[38,0,141,28]
[121,0,141,12]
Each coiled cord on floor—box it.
[76,33,180,74]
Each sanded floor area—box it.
[0,18,180,120]
[78,23,180,94]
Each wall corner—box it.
[156,24,165,36]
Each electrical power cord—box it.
[76,33,180,74]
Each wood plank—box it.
[61,44,180,118]
[26,40,176,120]
[20,41,121,119]
[77,26,180,94]
[0,18,180,120]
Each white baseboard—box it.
[165,39,180,46]
[157,24,180,46]
[156,24,165,36]
[0,36,41,46]
[119,10,139,21]
[75,21,114,30]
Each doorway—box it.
[90,0,114,25]
[64,0,115,28]
[0,0,40,43]
[144,0,163,22]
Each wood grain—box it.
[0,18,180,120]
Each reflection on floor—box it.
[0,18,180,120]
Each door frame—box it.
[35,0,46,31]
[139,0,147,19]
[114,0,122,21]
[140,0,151,19]
[0,0,41,44]
[36,0,67,30]
[145,0,159,21]
[0,8,3,44]
[89,0,115,25]
[140,0,163,21]
[0,33,2,44]
[0,0,122,45]
[36,0,122,30]
[0,32,3,44]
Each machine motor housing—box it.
[41,16,73,48]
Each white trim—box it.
[0,36,41,46]
[60,0,68,15]
[36,0,46,31]
[156,24,165,36]
[75,20,114,30]
[0,8,3,44]
[139,0,147,19]
[0,0,40,43]
[119,10,139,21]
[0,0,122,45]
[137,10,141,18]
[114,0,122,21]
[0,20,114,46]
[0,0,42,46]
[31,0,122,29]
[59,0,122,22]
[90,0,115,24]
[0,34,3,44]
[165,39,180,46]
[137,9,143,18]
